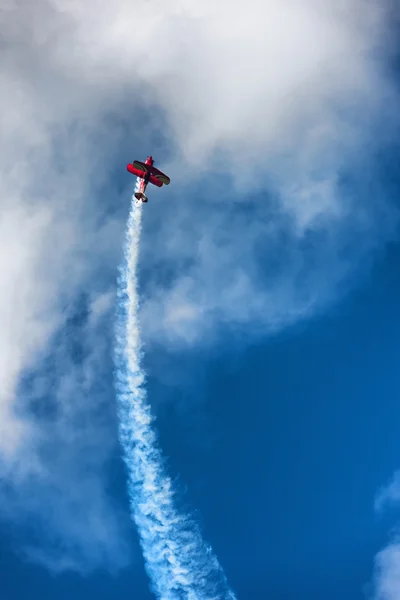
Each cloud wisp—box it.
[0,288,132,574]
[115,190,236,599]
[372,472,400,600]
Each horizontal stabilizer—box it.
[134,192,148,203]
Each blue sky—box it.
[145,241,400,599]
[4,218,400,599]
[1,1,400,599]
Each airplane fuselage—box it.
[127,155,170,204]
[136,156,154,202]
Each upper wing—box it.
[149,165,170,185]
[127,160,170,187]
[132,160,149,173]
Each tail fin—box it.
[134,192,148,203]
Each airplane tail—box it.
[134,192,148,203]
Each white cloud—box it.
[0,0,398,574]
[374,544,400,600]
[375,472,400,514]
[373,473,400,599]
[0,290,133,572]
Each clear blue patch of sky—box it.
[146,239,400,599]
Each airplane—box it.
[126,156,170,204]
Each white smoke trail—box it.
[114,184,237,599]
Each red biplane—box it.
[126,156,170,204]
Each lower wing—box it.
[127,164,147,178]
